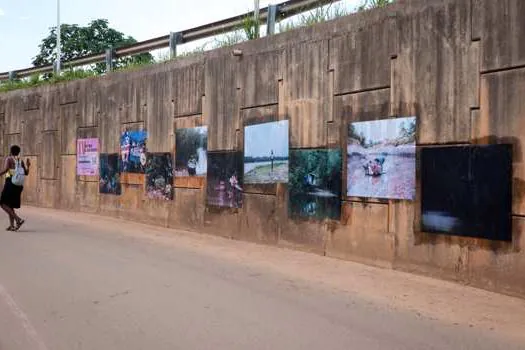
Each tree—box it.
[175,128,208,167]
[358,0,394,11]
[32,19,154,74]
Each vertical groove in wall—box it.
[389,55,397,117]
[327,70,335,124]
[469,40,481,109]
[470,0,482,41]
[386,203,393,236]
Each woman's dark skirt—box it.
[0,178,23,209]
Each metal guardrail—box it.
[0,0,339,81]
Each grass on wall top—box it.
[0,1,393,93]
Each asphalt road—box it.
[0,207,524,350]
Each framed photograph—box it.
[145,153,174,201]
[421,144,512,241]
[99,153,121,195]
[244,120,289,184]
[347,116,416,200]
[289,149,342,220]
[206,152,243,208]
[120,130,148,173]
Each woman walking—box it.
[0,145,30,231]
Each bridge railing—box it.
[0,0,339,81]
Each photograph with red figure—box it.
[206,152,243,208]
[347,116,416,200]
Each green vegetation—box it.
[245,156,288,163]
[242,14,260,41]
[398,118,417,143]
[33,19,153,75]
[278,3,350,33]
[0,68,96,92]
[175,127,208,168]
[348,124,367,147]
[176,44,208,59]
[358,0,394,11]
[1,1,395,93]
[212,13,261,48]
[244,162,288,183]
[212,30,247,48]
[278,0,394,33]
[246,162,287,174]
[348,118,416,148]
[289,150,342,194]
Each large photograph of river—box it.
[175,126,208,178]
[347,116,416,200]
[244,120,289,184]
[289,149,342,220]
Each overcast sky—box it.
[352,117,416,143]
[245,120,289,158]
[0,0,361,72]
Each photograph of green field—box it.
[244,120,289,184]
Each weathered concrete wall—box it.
[1,0,525,298]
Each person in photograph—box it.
[229,173,242,192]
[121,133,131,170]
[140,147,147,168]
[228,173,243,206]
[270,150,275,172]
[0,145,31,231]
[187,155,197,176]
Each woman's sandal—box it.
[14,219,25,231]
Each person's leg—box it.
[1,204,16,229]
[11,208,22,223]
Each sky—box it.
[244,120,289,158]
[351,116,416,143]
[0,0,361,72]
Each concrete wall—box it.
[1,0,525,298]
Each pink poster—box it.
[77,138,99,176]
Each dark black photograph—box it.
[421,144,512,241]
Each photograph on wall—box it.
[77,138,99,176]
[347,116,416,200]
[99,153,121,195]
[289,149,342,220]
[244,120,289,184]
[421,144,512,241]
[175,126,208,177]
[206,152,243,208]
[120,130,148,173]
[145,153,174,201]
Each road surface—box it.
[0,207,524,350]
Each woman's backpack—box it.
[11,158,26,186]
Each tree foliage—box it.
[175,128,208,167]
[32,19,153,74]
[289,150,342,194]
[399,119,417,142]
[349,125,367,147]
